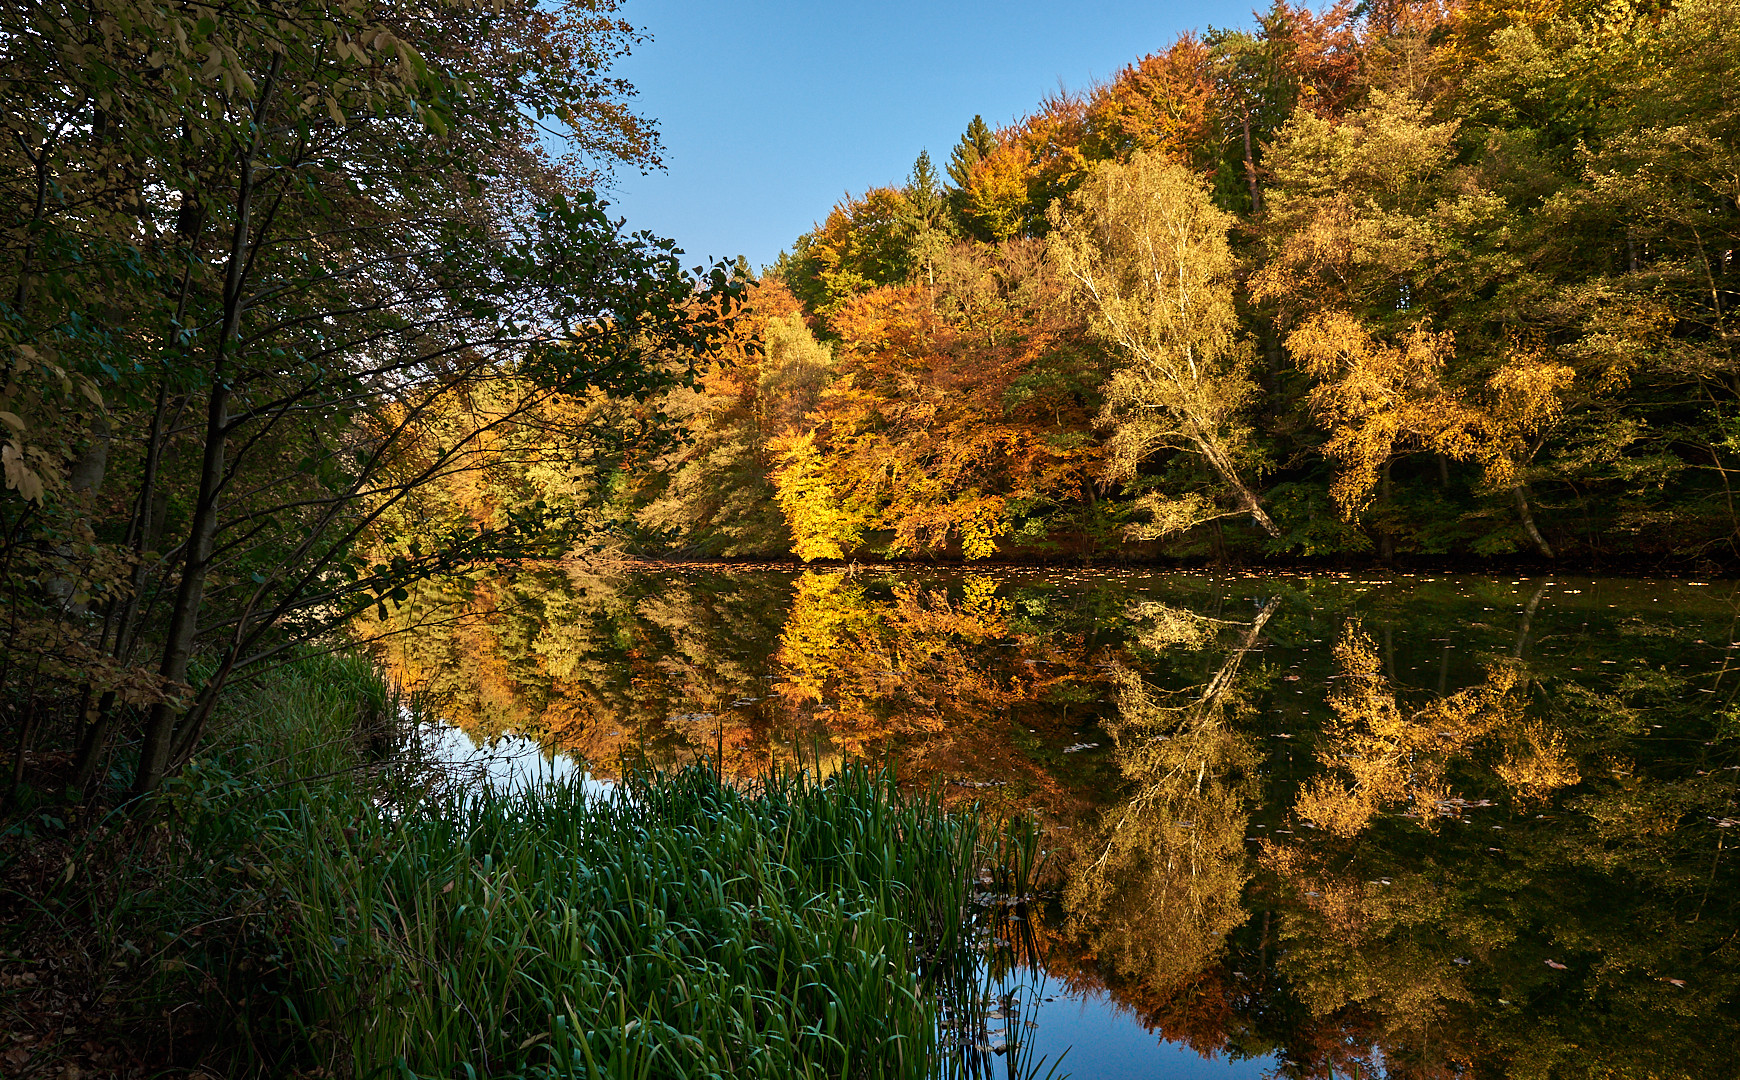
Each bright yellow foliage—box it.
[1289,311,1573,517]
[1049,150,1276,536]
[769,430,870,562]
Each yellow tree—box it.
[961,142,1036,243]
[1252,90,1464,323]
[1048,151,1279,538]
[1287,311,1573,557]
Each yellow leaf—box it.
[2,442,44,503]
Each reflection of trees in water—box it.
[773,571,1113,816]
[776,573,1022,751]
[1061,599,1273,997]
[1293,622,1560,837]
[371,568,1116,805]
[366,570,1740,1077]
[1253,615,1740,1080]
[1052,592,1740,1080]
[371,567,801,774]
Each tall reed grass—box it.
[261,764,1010,1079]
[146,654,1052,1079]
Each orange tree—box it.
[769,244,1108,561]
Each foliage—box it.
[639,0,1740,568]
[0,0,738,794]
[1049,151,1277,539]
[2,649,1043,1078]
[270,764,999,1079]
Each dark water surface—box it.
[383,567,1740,1079]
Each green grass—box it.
[13,651,1041,1079]
[258,764,1013,1079]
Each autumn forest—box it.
[5,0,1740,1076]
[453,0,1737,569]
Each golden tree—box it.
[1048,151,1278,538]
[1288,311,1573,556]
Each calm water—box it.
[383,567,1740,1079]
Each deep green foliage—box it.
[0,0,741,794]
[946,117,999,192]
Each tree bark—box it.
[1377,460,1395,563]
[1512,483,1554,559]
[1195,433,1280,537]
[134,364,231,796]
[133,58,280,796]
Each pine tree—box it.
[900,151,955,286]
[946,115,998,190]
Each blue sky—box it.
[604,0,1254,272]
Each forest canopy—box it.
[599,0,1740,569]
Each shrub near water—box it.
[267,763,988,1079]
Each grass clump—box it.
[4,652,1031,1079]
[268,765,990,1079]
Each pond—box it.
[377,566,1740,1079]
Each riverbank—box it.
[0,655,1032,1079]
[580,552,1740,581]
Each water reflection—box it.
[368,568,1740,1078]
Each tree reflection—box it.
[1061,599,1274,996]
[369,566,804,774]
[772,571,1114,815]
[1256,611,1740,1079]
[361,569,1740,1078]
[1294,621,1540,836]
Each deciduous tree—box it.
[1049,152,1278,538]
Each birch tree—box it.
[1047,151,1279,538]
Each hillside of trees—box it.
[447,0,1738,569]
[5,0,1738,793]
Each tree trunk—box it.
[133,67,280,796]
[133,378,230,796]
[1377,460,1394,563]
[1512,483,1554,559]
[1195,434,1280,538]
[70,691,116,796]
[1240,112,1262,214]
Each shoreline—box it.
[542,553,1740,582]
